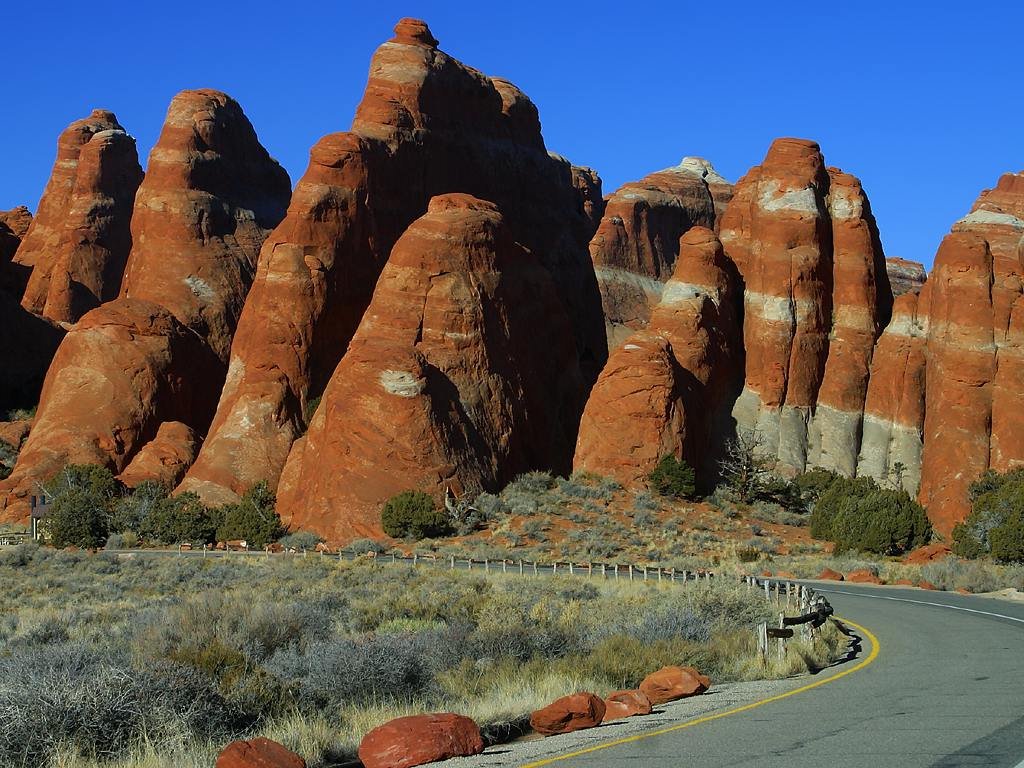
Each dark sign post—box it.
[30,495,51,541]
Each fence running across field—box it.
[178,544,836,660]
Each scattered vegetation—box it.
[648,455,697,500]
[809,475,930,555]
[38,464,285,550]
[0,551,840,767]
[952,468,1024,563]
[380,490,452,540]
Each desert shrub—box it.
[140,492,219,545]
[278,531,323,550]
[648,455,698,500]
[348,538,386,555]
[47,488,111,549]
[103,531,139,550]
[110,480,168,534]
[811,475,930,555]
[717,431,776,503]
[632,490,659,512]
[736,546,761,563]
[953,468,1024,562]
[43,464,127,548]
[0,440,16,480]
[381,491,452,539]
[507,471,554,495]
[217,482,284,547]
[0,644,238,765]
[472,492,508,521]
[793,468,841,506]
[556,476,604,499]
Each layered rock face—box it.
[589,158,729,349]
[180,19,603,504]
[1,91,288,516]
[0,300,220,517]
[574,227,742,487]
[277,194,584,541]
[910,171,1024,535]
[19,112,143,324]
[722,139,892,474]
[886,257,926,296]
[121,90,291,361]
[857,292,928,494]
[807,169,892,475]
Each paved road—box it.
[452,584,1024,768]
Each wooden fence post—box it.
[553,562,558,576]
[757,621,768,661]
[642,566,648,581]
[569,562,574,576]
[628,564,634,581]
[778,613,786,661]
[450,555,455,570]
[502,559,507,574]
[519,560,524,575]
[764,581,770,602]
[533,561,539,576]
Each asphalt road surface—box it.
[445,584,1024,768]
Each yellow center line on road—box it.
[520,617,880,767]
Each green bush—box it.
[140,492,219,545]
[47,488,110,548]
[953,468,1024,563]
[810,475,930,555]
[110,480,168,533]
[648,455,697,499]
[217,482,284,548]
[381,490,452,539]
[43,464,125,548]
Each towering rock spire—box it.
[179,19,603,504]
[277,194,584,541]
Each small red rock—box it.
[817,568,845,581]
[918,580,938,591]
[639,666,711,705]
[531,692,607,735]
[215,738,305,768]
[903,543,952,565]
[892,578,915,586]
[602,689,653,721]
[955,587,972,595]
[358,713,484,768]
[845,569,884,584]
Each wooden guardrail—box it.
[742,575,835,662]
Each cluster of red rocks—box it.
[2,16,1023,542]
[212,665,710,768]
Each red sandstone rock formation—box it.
[277,194,584,541]
[118,421,199,489]
[358,713,484,768]
[589,158,728,349]
[857,292,928,494]
[13,112,122,279]
[602,689,653,721]
[1,90,286,518]
[181,19,603,504]
[886,257,926,296]
[120,89,290,361]
[573,227,742,487]
[530,692,607,735]
[808,169,892,476]
[723,140,893,476]
[0,300,219,519]
[19,113,142,324]
[216,738,305,768]
[639,666,711,704]
[0,207,32,288]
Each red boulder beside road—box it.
[358,713,484,768]
[817,568,845,581]
[531,692,607,735]
[845,569,884,584]
[602,689,653,721]
[215,738,305,768]
[639,666,711,705]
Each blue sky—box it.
[4,1,1021,268]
